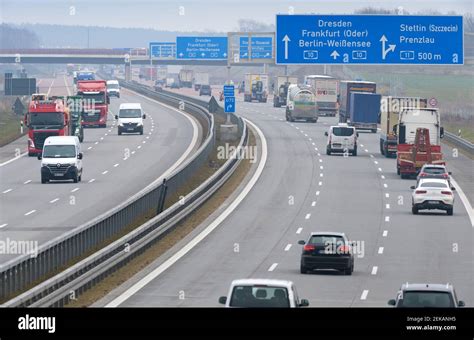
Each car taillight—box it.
[415,190,427,194]
[420,173,426,177]
[338,245,351,254]
[303,245,315,252]
[442,174,449,178]
[441,191,452,195]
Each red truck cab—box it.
[77,80,109,128]
[26,99,70,156]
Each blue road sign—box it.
[276,15,463,65]
[239,37,273,59]
[223,85,235,97]
[176,37,228,59]
[224,96,235,113]
[149,42,176,58]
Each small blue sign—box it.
[239,37,273,59]
[149,42,176,58]
[224,96,235,113]
[276,15,463,64]
[176,37,228,59]
[223,85,235,97]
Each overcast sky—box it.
[1,0,472,32]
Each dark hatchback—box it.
[299,232,354,275]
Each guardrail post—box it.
[157,179,168,215]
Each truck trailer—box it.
[273,76,298,107]
[179,70,194,88]
[305,75,339,117]
[244,73,268,103]
[194,72,209,90]
[348,92,381,133]
[286,84,318,123]
[339,80,376,123]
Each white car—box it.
[218,279,309,308]
[325,123,358,156]
[106,80,120,98]
[411,178,455,215]
[115,103,146,135]
[38,136,83,184]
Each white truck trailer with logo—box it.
[305,75,339,117]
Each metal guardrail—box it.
[1,83,245,304]
[443,131,474,157]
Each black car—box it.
[299,232,354,275]
[199,84,212,96]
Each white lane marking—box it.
[383,230,388,237]
[317,153,321,156]
[385,216,390,222]
[319,173,323,177]
[386,204,390,209]
[305,213,311,219]
[378,247,384,254]
[320,166,323,170]
[374,161,378,164]
[295,126,299,130]
[360,290,369,300]
[319,159,322,163]
[24,210,36,216]
[63,75,71,96]
[0,223,8,228]
[142,141,146,144]
[381,175,385,179]
[46,77,55,96]
[312,142,315,146]
[311,201,316,207]
[88,146,92,150]
[100,137,104,140]
[23,180,32,184]
[365,149,369,152]
[105,134,108,136]
[50,198,59,203]
[88,179,95,183]
[383,183,388,188]
[2,189,12,194]
[114,163,119,167]
[450,177,474,227]
[0,152,27,167]
[268,263,278,272]
[318,181,322,186]
[102,170,108,175]
[95,141,99,145]
[378,168,382,172]
[146,136,150,139]
[309,138,312,141]
[131,151,136,154]
[105,117,266,308]
[71,188,79,193]
[108,130,112,133]
[316,191,320,196]
[360,144,364,147]
[371,266,378,275]
[370,154,374,158]
[284,244,292,251]
[137,146,142,149]
[385,193,389,198]
[296,227,303,234]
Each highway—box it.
[100,95,473,307]
[0,75,201,264]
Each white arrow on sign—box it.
[201,52,205,57]
[380,35,396,60]
[282,35,290,60]
[223,53,227,57]
[179,52,183,57]
[330,50,340,60]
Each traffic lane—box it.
[0,89,198,264]
[118,105,322,306]
[235,103,386,306]
[357,140,473,306]
[442,142,473,206]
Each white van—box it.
[106,80,120,98]
[115,103,146,135]
[325,123,358,156]
[38,136,83,183]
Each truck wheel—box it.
[73,172,79,183]
[326,147,331,155]
[397,166,400,175]
[28,152,35,157]
[78,172,82,182]
[412,206,418,215]
[401,173,408,179]
[380,141,384,155]
[140,127,144,135]
[300,264,308,274]
[352,148,357,156]
[285,115,289,122]
[41,175,48,184]
[118,128,122,136]
[344,265,353,275]
[447,207,453,216]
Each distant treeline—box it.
[0,24,40,49]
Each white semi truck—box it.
[273,76,298,107]
[305,75,339,117]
